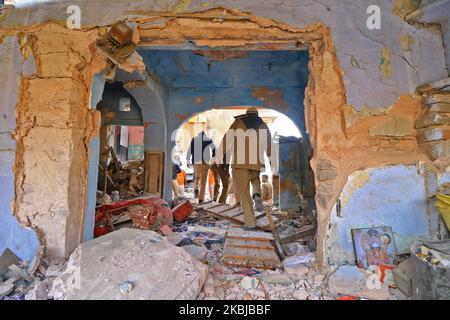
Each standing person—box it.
[210,159,231,204]
[172,159,182,199]
[216,107,272,230]
[261,174,273,204]
[174,155,187,195]
[207,169,215,201]
[186,131,215,204]
[177,168,187,195]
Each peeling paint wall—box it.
[326,163,450,266]
[0,1,449,265]
[0,23,105,260]
[0,35,39,260]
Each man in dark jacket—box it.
[186,131,215,204]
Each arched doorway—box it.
[172,107,315,213]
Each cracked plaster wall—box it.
[0,0,449,264]
[326,163,450,266]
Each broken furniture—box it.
[94,197,173,237]
[98,147,145,203]
[172,197,194,223]
[221,227,281,269]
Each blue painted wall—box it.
[139,50,309,137]
[326,164,450,266]
[0,36,39,260]
[137,49,310,203]
[83,72,105,242]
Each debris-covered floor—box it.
[0,184,414,300]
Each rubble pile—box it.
[0,248,66,300]
[1,193,419,301]
[97,151,145,205]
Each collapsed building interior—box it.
[0,0,450,301]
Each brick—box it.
[426,141,450,161]
[415,112,448,129]
[417,128,444,143]
[430,102,450,113]
[425,93,450,106]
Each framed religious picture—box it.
[351,227,398,269]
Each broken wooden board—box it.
[279,224,316,244]
[196,201,266,228]
[221,227,281,269]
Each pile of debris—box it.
[0,248,66,300]
[97,147,144,205]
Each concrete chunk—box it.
[0,249,20,277]
[51,228,208,300]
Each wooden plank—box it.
[144,151,164,196]
[226,238,274,250]
[208,204,232,214]
[227,227,274,241]
[221,228,281,269]
[279,225,315,244]
[222,241,281,269]
[196,201,218,210]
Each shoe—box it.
[194,189,199,199]
[198,199,204,205]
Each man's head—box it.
[262,174,269,183]
[246,107,259,116]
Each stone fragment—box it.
[240,277,259,290]
[0,249,20,276]
[0,282,14,297]
[415,112,448,128]
[8,264,32,282]
[284,265,309,278]
[118,281,133,293]
[51,229,208,300]
[25,279,53,300]
[214,286,225,300]
[292,289,309,300]
[46,264,64,277]
[430,103,450,113]
[182,245,208,261]
[429,141,450,160]
[243,293,254,300]
[203,275,215,297]
[28,245,45,275]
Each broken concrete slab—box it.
[25,278,54,300]
[284,265,309,278]
[8,264,32,282]
[182,245,208,261]
[28,245,44,275]
[51,228,208,300]
[328,265,390,300]
[0,282,14,298]
[0,249,20,276]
